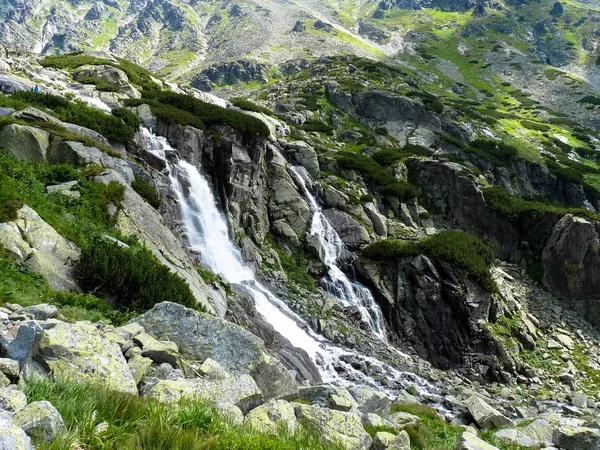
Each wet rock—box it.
[323,209,370,249]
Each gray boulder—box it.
[0,386,27,412]
[298,385,357,412]
[552,426,600,450]
[521,418,554,447]
[11,205,81,291]
[0,321,43,370]
[37,321,138,395]
[457,432,499,450]
[0,411,33,449]
[323,209,370,249]
[145,375,263,414]
[244,399,298,433]
[294,404,372,450]
[0,358,19,380]
[283,141,320,178]
[21,304,57,321]
[493,429,536,448]
[12,401,65,442]
[0,124,50,162]
[373,430,410,450]
[465,395,513,429]
[130,302,297,400]
[73,64,140,98]
[348,386,390,415]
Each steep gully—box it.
[141,127,436,394]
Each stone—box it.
[362,412,394,429]
[214,402,244,425]
[373,430,411,450]
[0,372,10,388]
[323,209,370,249]
[73,64,140,98]
[294,404,372,450]
[12,401,65,442]
[127,354,153,384]
[0,223,32,262]
[553,426,600,450]
[133,332,179,367]
[1,321,43,370]
[465,395,514,429]
[348,386,391,416]
[457,432,500,450]
[13,205,81,291]
[521,419,554,447]
[0,124,50,162]
[46,181,81,199]
[0,411,33,449]
[21,304,57,321]
[299,385,357,412]
[11,107,62,125]
[37,321,137,395]
[493,429,536,448]
[0,386,27,412]
[387,411,420,429]
[131,302,297,401]
[283,141,320,178]
[244,400,298,434]
[571,392,589,409]
[0,358,19,380]
[198,358,229,380]
[114,323,145,343]
[145,374,263,414]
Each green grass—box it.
[0,257,49,307]
[572,343,600,394]
[230,98,272,115]
[275,248,316,292]
[361,230,497,292]
[23,378,340,450]
[389,404,463,450]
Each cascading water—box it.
[140,127,441,396]
[290,167,387,341]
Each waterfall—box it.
[139,127,440,396]
[290,167,388,341]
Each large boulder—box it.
[244,399,298,433]
[6,205,81,291]
[493,429,536,448]
[130,302,297,400]
[348,386,391,416]
[282,141,320,178]
[323,209,370,249]
[542,215,600,326]
[0,386,27,412]
[373,430,410,450]
[0,411,33,449]
[0,321,43,370]
[0,124,50,162]
[294,404,372,450]
[73,64,140,99]
[145,375,262,414]
[12,401,65,442]
[298,385,357,412]
[37,321,138,395]
[465,396,513,429]
[520,418,554,447]
[552,426,600,450]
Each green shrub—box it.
[49,291,134,325]
[520,120,550,132]
[76,239,201,313]
[275,248,316,291]
[337,152,419,201]
[141,91,269,137]
[482,185,599,222]
[124,99,205,130]
[361,230,497,292]
[230,97,272,115]
[44,164,81,185]
[78,77,120,92]
[0,257,48,306]
[374,127,388,136]
[0,197,23,223]
[131,175,160,209]
[372,145,432,166]
[112,107,141,131]
[10,91,136,143]
[578,95,600,106]
[301,120,333,134]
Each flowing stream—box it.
[140,128,440,395]
[290,167,387,341]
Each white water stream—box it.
[140,127,439,396]
[290,167,388,341]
